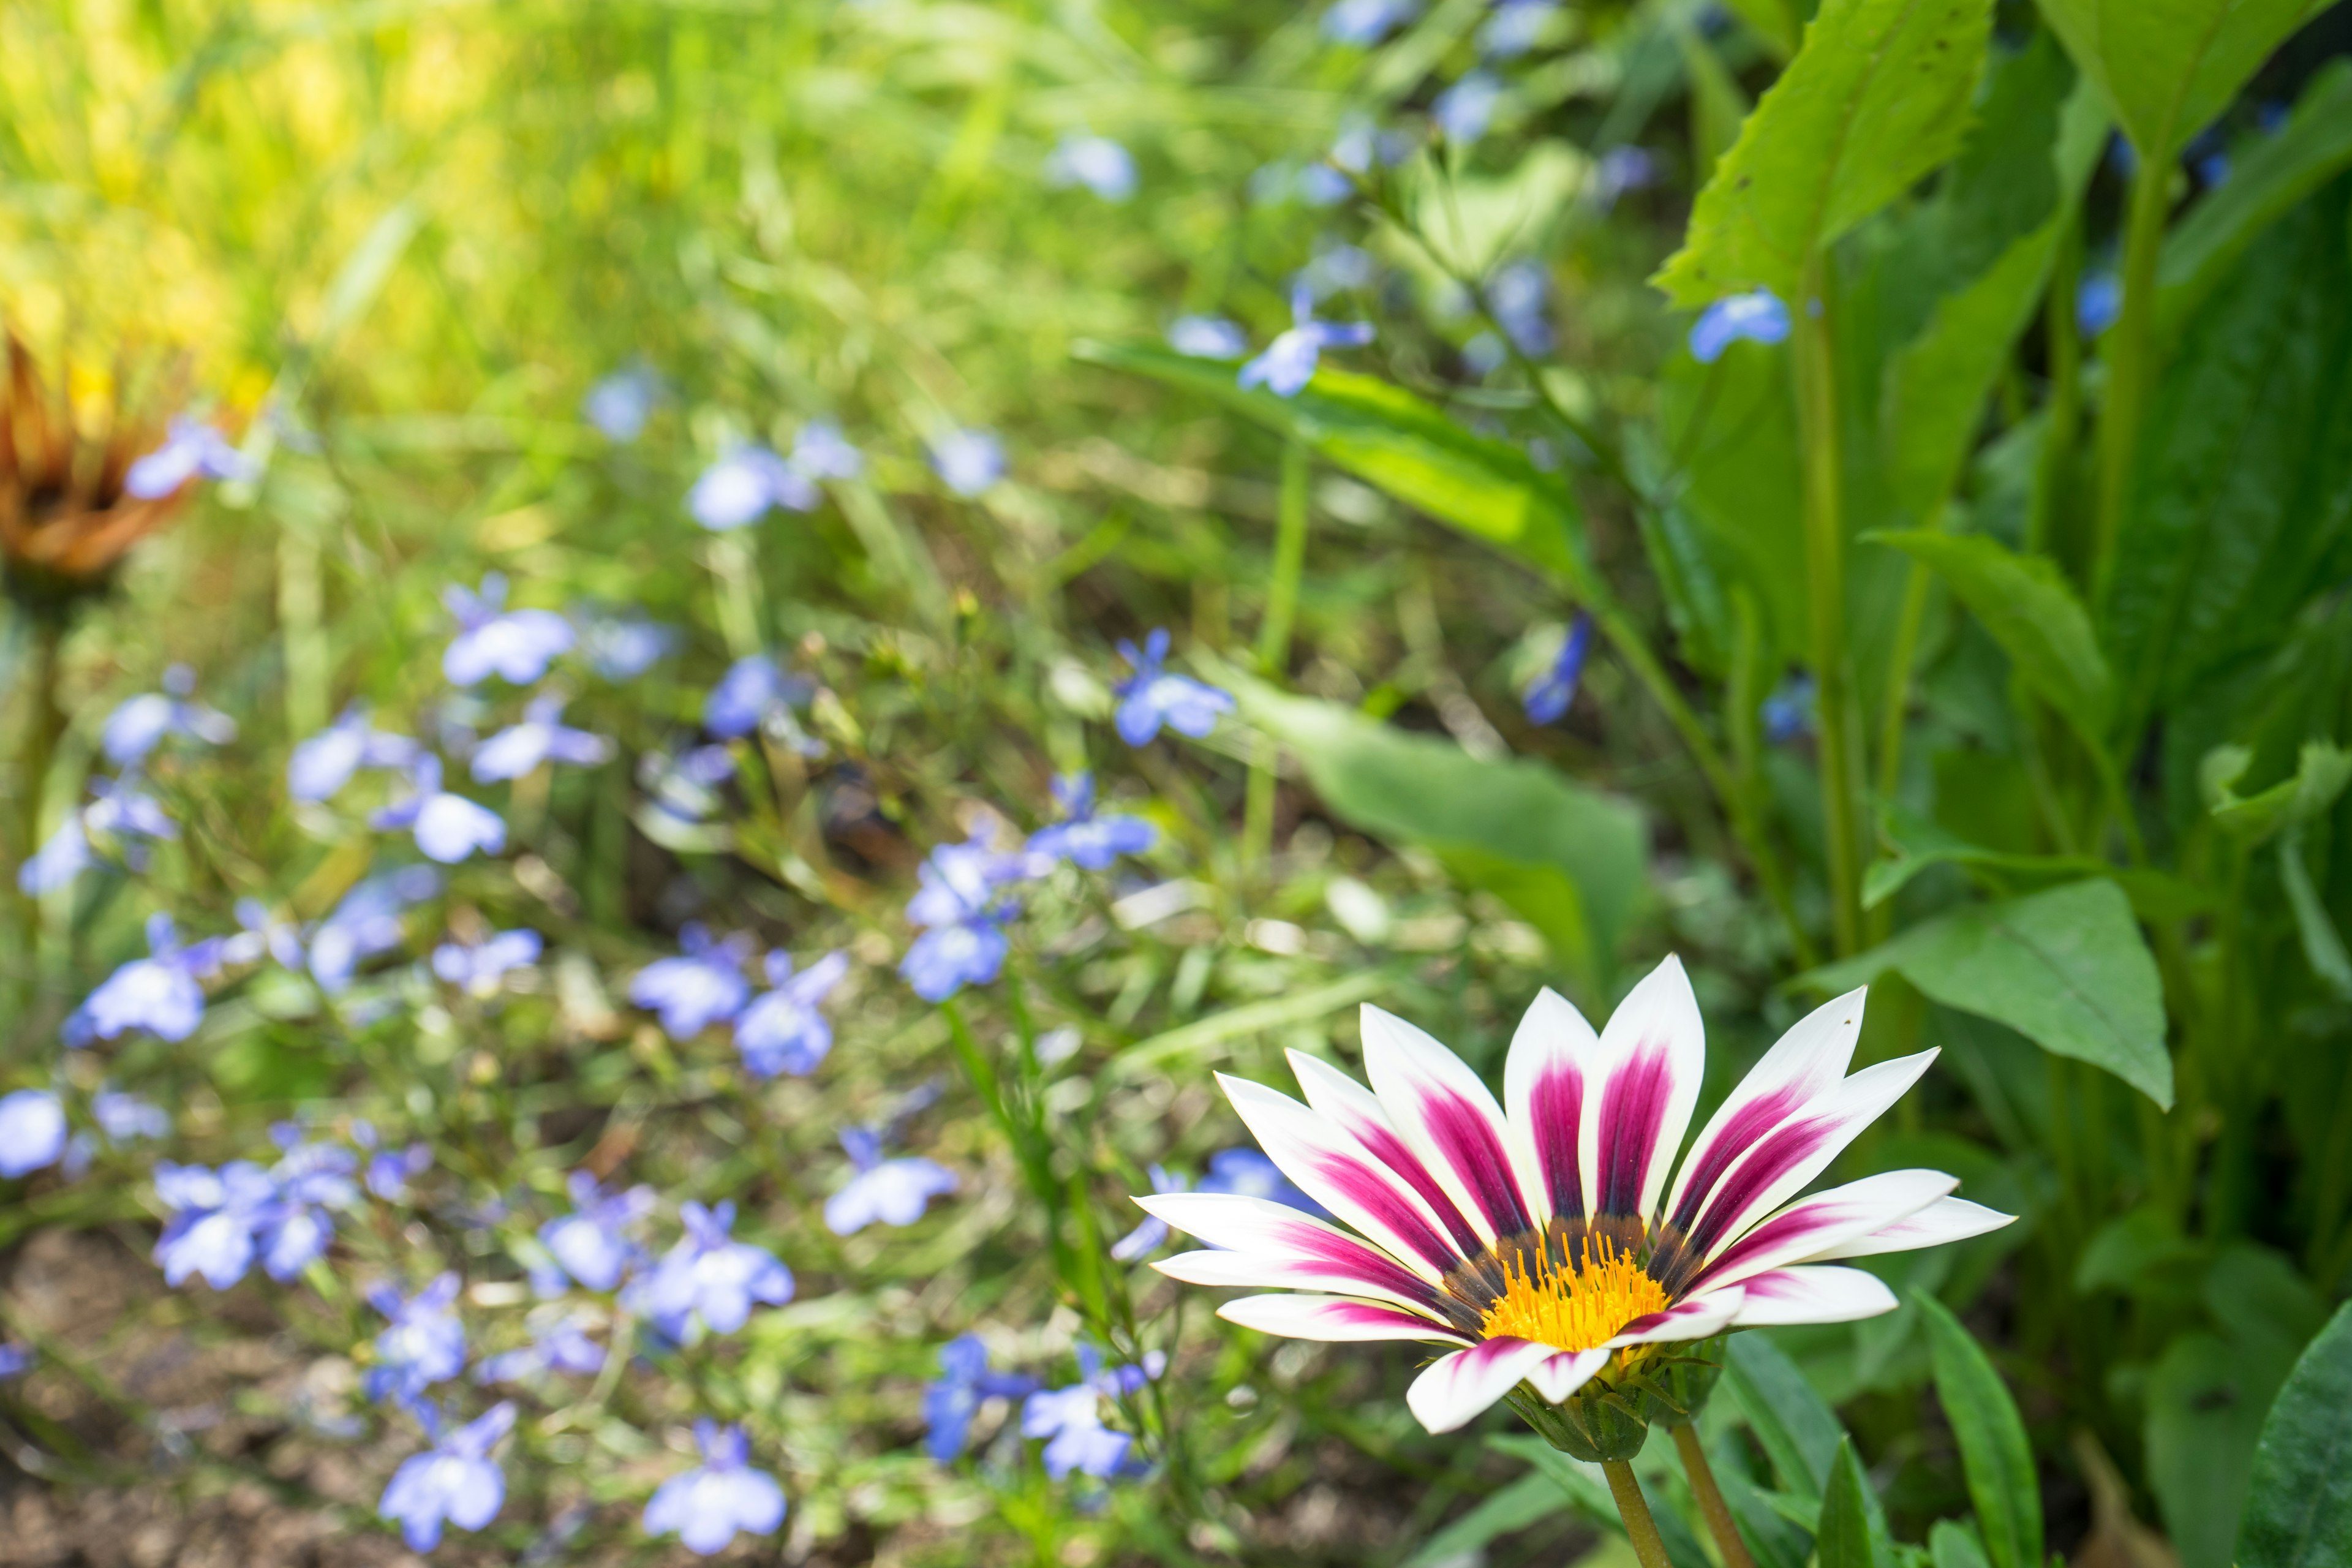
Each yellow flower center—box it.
[1479,1234,1671,1353]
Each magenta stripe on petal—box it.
[1352,1117,1487,1256]
[1280,1219,1447,1311]
[1308,1152,1465,1273]
[1684,1113,1838,1255]
[1664,1087,1805,1232]
[1418,1090,1533,1236]
[1526,1062,1585,1220]
[1690,1203,1848,1291]
[1594,1045,1673,1217]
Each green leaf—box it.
[1653,0,1994,307]
[2280,822,2352,1002]
[1806,878,2173,1106]
[1863,801,2114,910]
[1703,1433,1816,1568]
[1815,1439,1878,1568]
[2201,739,2352,843]
[1917,1294,2043,1568]
[1725,1333,1844,1504]
[1077,341,1587,584]
[2031,0,2326,160]
[2107,182,2352,734]
[1929,1519,1993,1568]
[1486,1436,1714,1568]
[2237,1300,2352,1567]
[1869,530,2112,744]
[1719,0,1803,56]
[1232,679,1647,993]
[1655,339,1806,668]
[1398,1471,1565,1568]
[2158,61,2352,344]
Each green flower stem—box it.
[1243,438,1311,873]
[1671,1424,1757,1568]
[1602,1458,1676,1568]
[1792,260,1866,956]
[2090,157,2171,611]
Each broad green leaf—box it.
[1807,878,2173,1106]
[1653,0,1994,306]
[1077,341,1587,584]
[1389,141,1585,278]
[1815,1439,1877,1568]
[1233,679,1646,993]
[2237,1300,2352,1567]
[2158,61,2352,344]
[1871,530,2111,743]
[1398,1471,1565,1568]
[2150,1250,2329,1568]
[1720,0,1802,56]
[1864,801,2112,909]
[2201,739,2352,843]
[1918,1294,2042,1568]
[1726,1333,1844,1504]
[1929,1520,1992,1568]
[1654,336,1806,666]
[2109,181,2352,734]
[2031,0,2327,159]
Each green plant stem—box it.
[1791,263,1865,956]
[2090,157,2169,611]
[2031,216,2084,568]
[1671,1425,1757,1568]
[1243,439,1311,873]
[11,615,66,995]
[1602,1459,1675,1568]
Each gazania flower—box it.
[1136,958,2008,1440]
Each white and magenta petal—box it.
[1803,1195,2015,1261]
[1525,1347,1611,1404]
[1359,1005,1537,1243]
[1288,1048,1489,1259]
[1153,1249,1447,1317]
[1659,986,1866,1237]
[1727,1265,1899,1327]
[1579,956,1706,1226]
[1404,1336,1558,1434]
[1215,1074,1463,1277]
[1501,987,1601,1227]
[1688,1168,1957,1295]
[1605,1286,1745,1348]
[1672,1048,1940,1268]
[1137,1194,1439,1311]
[1216,1293,1471,1344]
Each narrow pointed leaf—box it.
[1918,1293,2043,1568]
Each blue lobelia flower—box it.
[823,1127,957,1236]
[1761,670,1817,745]
[689,443,815,530]
[1025,773,1158,872]
[1479,0,1558,56]
[475,1316,605,1384]
[702,654,812,741]
[0,1090,68,1179]
[92,1089,170,1144]
[1689,288,1792,363]
[929,429,1006,498]
[1322,0,1417,44]
[363,1143,432,1204]
[262,1140,360,1279]
[622,1200,794,1341]
[643,1420,788,1556]
[1589,145,1659,210]
[1523,611,1593,725]
[124,418,255,499]
[16,815,94,896]
[287,705,418,803]
[470,695,611,782]
[19,777,181,895]
[102,666,236,767]
[1044,134,1137,202]
[1167,316,1248,359]
[583,363,663,442]
[0,1343,30,1378]
[1487,258,1554,355]
[630,924,755,1039]
[305,867,439,993]
[1197,1147,1330,1215]
[364,1272,469,1406]
[899,832,1030,1002]
[372,756,507,864]
[1238,283,1374,399]
[734,949,850,1079]
[431,928,543,998]
[2076,271,2122,339]
[580,613,680,681]
[1301,241,1377,300]
[791,418,864,481]
[152,1160,278,1287]
[1114,628,1235,746]
[924,1334,1042,1462]
[1434,69,1504,143]
[539,1172,656,1292]
[1109,1164,1187,1262]
[443,575,576,687]
[379,1401,513,1552]
[645,744,737,824]
[69,913,220,1045]
[1020,1346,1164,1482]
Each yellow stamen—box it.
[1479,1235,1671,1353]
